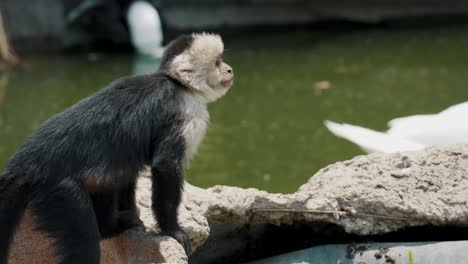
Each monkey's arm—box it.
[150,132,192,253]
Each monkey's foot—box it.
[166,229,192,255]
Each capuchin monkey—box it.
[0,33,233,263]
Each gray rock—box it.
[161,2,468,30]
[136,145,468,262]
[1,0,65,51]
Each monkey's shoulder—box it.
[96,74,184,108]
[107,73,183,94]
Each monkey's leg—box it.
[92,190,120,238]
[30,180,100,264]
[152,158,191,253]
[118,180,137,212]
[92,187,143,239]
[116,181,144,231]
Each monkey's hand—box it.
[167,229,192,254]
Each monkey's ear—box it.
[170,58,196,87]
[177,66,194,82]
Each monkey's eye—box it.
[215,58,222,67]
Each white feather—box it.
[127,1,163,57]
[324,121,424,153]
[325,101,468,153]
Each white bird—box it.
[127,1,164,58]
[324,101,468,153]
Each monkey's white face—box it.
[207,56,234,91]
[169,33,234,103]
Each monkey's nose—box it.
[222,63,232,75]
[225,65,233,75]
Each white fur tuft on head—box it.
[190,33,224,64]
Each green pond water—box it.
[1,23,467,193]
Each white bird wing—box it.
[387,114,437,138]
[439,101,468,116]
[390,121,468,146]
[387,101,468,145]
[324,120,424,153]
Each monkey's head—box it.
[160,33,234,103]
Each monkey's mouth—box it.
[220,78,233,88]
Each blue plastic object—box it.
[249,240,468,264]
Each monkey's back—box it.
[4,73,184,187]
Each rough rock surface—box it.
[137,145,468,255]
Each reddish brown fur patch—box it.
[82,176,115,193]
[9,210,57,264]
[82,176,100,192]
[9,211,165,264]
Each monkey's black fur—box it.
[160,34,193,70]
[0,36,196,263]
